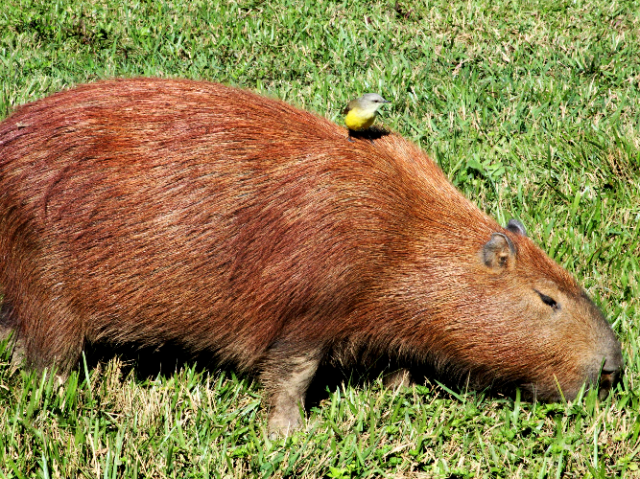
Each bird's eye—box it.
[534,289,560,311]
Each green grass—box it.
[0,0,639,477]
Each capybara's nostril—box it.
[603,350,624,374]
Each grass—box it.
[0,0,639,477]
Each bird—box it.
[343,93,390,137]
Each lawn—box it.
[0,0,638,477]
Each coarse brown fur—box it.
[0,78,622,434]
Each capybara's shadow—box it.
[84,342,397,396]
[83,341,227,382]
[3,322,524,411]
[81,343,455,411]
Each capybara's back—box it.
[0,78,622,434]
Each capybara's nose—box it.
[598,347,623,400]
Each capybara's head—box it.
[394,212,622,402]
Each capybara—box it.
[0,78,622,434]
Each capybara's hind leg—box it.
[383,368,412,389]
[0,300,26,368]
[0,300,15,340]
[12,294,85,376]
[260,346,322,438]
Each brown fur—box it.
[0,78,622,433]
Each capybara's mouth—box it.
[598,367,622,400]
[597,344,624,400]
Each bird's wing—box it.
[342,100,357,115]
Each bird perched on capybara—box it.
[0,78,622,435]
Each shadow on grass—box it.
[82,342,480,409]
[0,315,521,413]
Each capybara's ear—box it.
[482,233,515,270]
[506,219,527,237]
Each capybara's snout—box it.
[596,335,623,400]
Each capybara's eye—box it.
[534,290,560,311]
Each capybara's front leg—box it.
[260,347,321,438]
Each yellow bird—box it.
[343,93,390,133]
